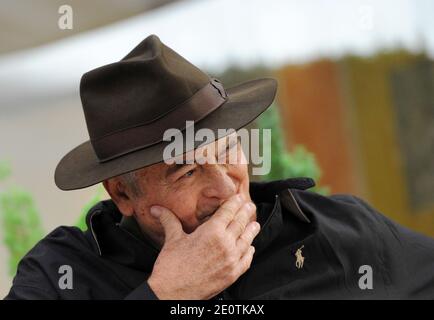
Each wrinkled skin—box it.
[103,135,260,299]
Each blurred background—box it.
[1,0,433,297]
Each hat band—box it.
[91,78,228,162]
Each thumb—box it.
[150,205,183,242]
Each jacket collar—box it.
[86,200,159,272]
[250,178,314,256]
[250,178,313,224]
[86,177,315,271]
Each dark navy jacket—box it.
[5,178,434,299]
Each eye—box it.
[183,169,196,178]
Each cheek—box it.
[168,193,198,218]
[134,190,201,234]
[156,187,202,225]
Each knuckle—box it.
[244,255,253,270]
[159,214,169,224]
[218,206,231,216]
[228,254,238,267]
[249,202,257,212]
[247,204,257,219]
[241,229,254,244]
[210,232,230,255]
[207,220,222,234]
[220,246,237,267]
[226,267,240,283]
[233,219,245,235]
[209,230,224,247]
[237,237,249,251]
[221,243,233,259]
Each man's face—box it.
[110,134,252,245]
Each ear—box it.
[102,178,135,217]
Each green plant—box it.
[0,161,44,276]
[0,159,104,277]
[75,186,104,231]
[214,66,329,194]
[257,104,329,195]
[0,160,11,181]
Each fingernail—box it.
[244,202,254,211]
[253,222,261,232]
[150,206,162,218]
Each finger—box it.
[150,205,184,243]
[237,245,256,276]
[236,221,260,252]
[211,194,244,227]
[226,202,257,237]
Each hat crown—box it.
[80,34,210,141]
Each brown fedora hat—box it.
[54,35,277,190]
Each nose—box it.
[202,165,237,200]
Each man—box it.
[6,35,434,300]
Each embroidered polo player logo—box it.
[295,245,305,269]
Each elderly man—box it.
[6,35,434,300]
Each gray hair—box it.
[119,170,142,196]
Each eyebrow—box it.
[165,139,239,178]
[165,163,188,178]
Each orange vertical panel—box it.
[276,60,357,195]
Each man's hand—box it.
[147,194,260,300]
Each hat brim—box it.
[55,78,277,190]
